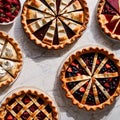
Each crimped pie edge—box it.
[0,89,58,120]
[60,47,120,111]
[97,0,120,41]
[21,0,89,49]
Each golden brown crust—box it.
[60,47,120,110]
[97,0,120,40]
[21,0,89,49]
[0,89,58,120]
[0,31,23,88]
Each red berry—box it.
[7,114,13,119]
[67,67,72,72]
[79,87,85,92]
[12,0,19,5]
[4,4,11,11]
[10,15,15,20]
[6,12,12,17]
[104,83,110,87]
[0,9,3,13]
[6,0,12,4]
[77,73,81,76]
[105,64,111,69]
[0,17,5,22]
[13,10,19,16]
[96,60,100,64]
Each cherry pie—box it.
[0,88,58,120]
[60,47,120,110]
[97,0,120,40]
[0,32,22,88]
[21,0,89,49]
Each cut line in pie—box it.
[97,0,120,40]
[0,87,58,119]
[0,32,23,88]
[21,0,89,49]
[60,47,120,110]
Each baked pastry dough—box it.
[60,47,120,110]
[22,0,89,49]
[0,32,22,87]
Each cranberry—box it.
[4,4,11,11]
[13,10,19,16]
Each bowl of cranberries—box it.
[0,0,21,25]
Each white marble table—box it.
[0,0,120,120]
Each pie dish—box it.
[0,88,58,119]
[21,0,89,49]
[97,0,120,40]
[0,31,22,87]
[60,47,120,110]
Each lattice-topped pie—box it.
[97,0,120,40]
[0,88,58,120]
[0,32,22,88]
[60,47,120,110]
[21,0,89,49]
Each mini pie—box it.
[97,0,120,40]
[0,89,58,120]
[60,47,120,110]
[0,32,22,87]
[21,0,89,49]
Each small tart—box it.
[0,88,58,120]
[21,0,89,49]
[0,32,22,88]
[97,0,120,40]
[60,47,120,110]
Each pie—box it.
[0,88,58,120]
[60,47,120,110]
[0,31,22,87]
[21,0,89,49]
[97,0,120,40]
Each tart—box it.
[21,0,89,49]
[0,32,22,87]
[0,88,58,120]
[97,0,120,40]
[60,47,120,110]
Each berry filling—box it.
[65,52,119,105]
[37,111,46,120]
[0,0,20,23]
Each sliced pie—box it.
[0,88,58,120]
[0,32,22,87]
[97,0,120,40]
[21,0,89,49]
[60,47,120,110]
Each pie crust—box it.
[97,0,120,40]
[60,47,120,110]
[0,31,22,88]
[21,0,89,49]
[0,88,58,119]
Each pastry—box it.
[60,47,120,110]
[21,0,89,49]
[0,32,22,87]
[0,88,58,119]
[97,0,120,40]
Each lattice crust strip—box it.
[5,94,52,119]
[92,53,98,74]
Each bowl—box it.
[0,0,21,25]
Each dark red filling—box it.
[37,111,46,120]
[66,53,119,105]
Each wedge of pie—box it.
[0,88,58,120]
[21,0,89,49]
[97,0,120,40]
[60,47,120,110]
[0,32,22,87]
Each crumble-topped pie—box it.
[60,47,120,110]
[97,0,120,40]
[21,0,89,49]
[0,32,22,88]
[0,88,58,120]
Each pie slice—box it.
[97,0,120,40]
[22,0,89,49]
[0,88,58,120]
[0,32,22,88]
[60,47,120,110]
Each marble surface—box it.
[0,0,120,120]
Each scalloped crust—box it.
[60,47,120,110]
[0,89,58,120]
[97,0,120,41]
[21,0,89,49]
[0,31,23,88]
